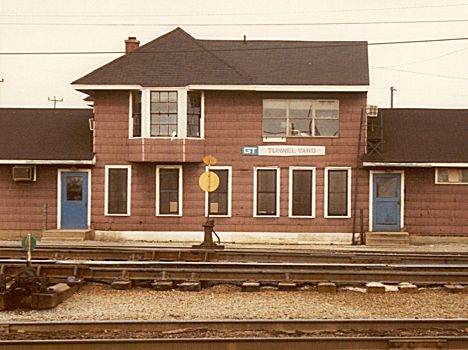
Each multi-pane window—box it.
[131,89,203,139]
[289,168,315,217]
[187,92,201,137]
[150,91,178,137]
[263,99,339,137]
[325,168,351,217]
[207,168,231,216]
[132,91,142,137]
[255,168,279,216]
[436,168,468,184]
[157,166,182,215]
[105,166,131,215]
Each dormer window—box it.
[130,88,203,139]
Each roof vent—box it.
[125,37,140,53]
[12,166,36,182]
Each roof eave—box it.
[363,162,468,168]
[0,156,96,165]
[72,84,369,92]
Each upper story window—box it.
[187,92,202,137]
[263,99,339,138]
[132,91,142,137]
[436,168,468,185]
[130,89,203,139]
[150,91,178,137]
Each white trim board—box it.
[94,230,353,245]
[363,162,468,168]
[73,84,369,92]
[368,170,405,232]
[57,169,92,229]
[0,158,95,165]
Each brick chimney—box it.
[125,37,140,53]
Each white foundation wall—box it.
[94,230,353,245]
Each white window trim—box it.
[104,165,132,216]
[253,167,280,218]
[204,166,232,217]
[324,167,352,219]
[132,87,204,140]
[368,170,405,232]
[156,165,183,217]
[288,166,316,218]
[57,168,92,229]
[435,168,468,185]
[128,91,143,139]
[263,99,339,138]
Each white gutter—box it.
[72,84,369,92]
[0,156,96,165]
[363,162,468,168]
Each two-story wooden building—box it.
[69,27,370,244]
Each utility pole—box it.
[48,96,63,109]
[390,86,396,108]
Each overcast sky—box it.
[0,0,467,108]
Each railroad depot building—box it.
[0,28,466,244]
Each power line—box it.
[1,19,468,27]
[378,47,468,68]
[2,3,468,17]
[1,37,468,56]
[372,66,468,81]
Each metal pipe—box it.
[351,107,365,245]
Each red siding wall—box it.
[0,165,58,230]
[92,90,369,234]
[405,168,468,236]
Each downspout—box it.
[351,107,365,245]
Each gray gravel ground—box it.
[0,284,466,321]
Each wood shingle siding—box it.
[405,169,468,236]
[91,90,369,234]
[0,165,57,230]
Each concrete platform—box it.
[41,229,94,242]
[366,232,410,246]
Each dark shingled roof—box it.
[73,27,369,87]
[0,108,94,161]
[366,108,468,163]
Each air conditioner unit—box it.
[12,166,36,182]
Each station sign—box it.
[242,145,326,156]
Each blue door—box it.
[61,172,88,229]
[373,173,401,232]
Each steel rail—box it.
[0,319,466,350]
[2,337,467,350]
[1,245,467,264]
[1,260,467,284]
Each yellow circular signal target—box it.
[202,155,217,166]
[199,171,220,193]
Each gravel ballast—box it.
[1,284,467,321]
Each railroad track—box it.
[1,259,467,285]
[0,319,466,349]
[1,244,468,264]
